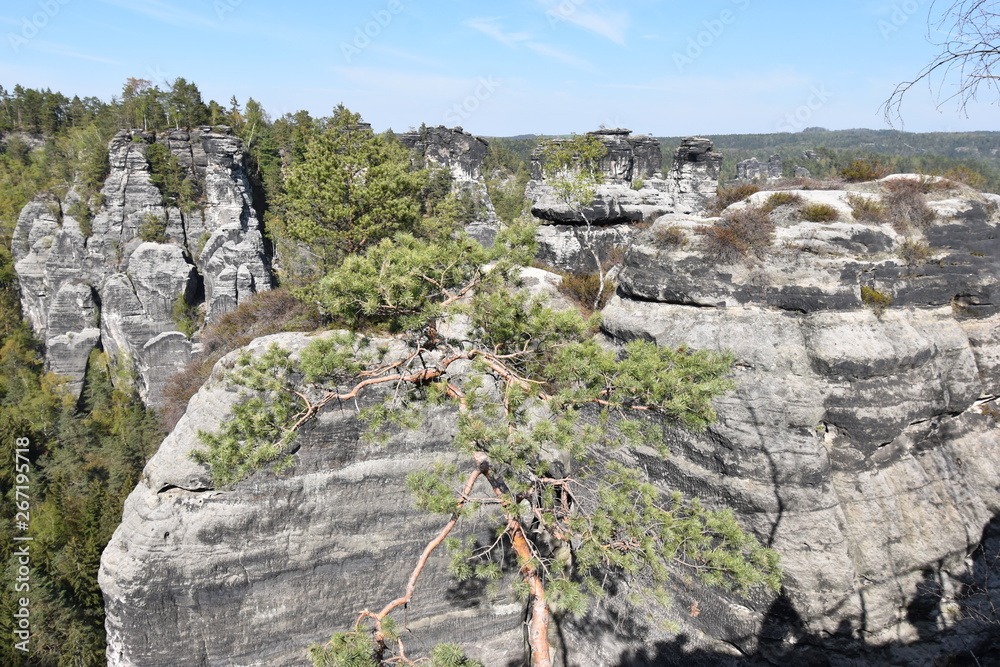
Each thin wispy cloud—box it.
[464,17,530,48]
[465,16,596,72]
[608,70,814,96]
[370,45,447,69]
[32,41,123,65]
[330,66,474,97]
[538,1,629,45]
[97,0,230,31]
[43,49,122,66]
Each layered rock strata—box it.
[99,183,1000,664]
[99,332,525,666]
[527,132,723,271]
[599,184,1000,661]
[736,154,783,181]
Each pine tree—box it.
[279,105,429,275]
[194,216,782,666]
[540,134,614,310]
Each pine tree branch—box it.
[355,467,483,656]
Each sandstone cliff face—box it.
[399,125,500,246]
[736,155,783,181]
[99,332,524,667]
[600,185,1000,660]
[12,128,272,405]
[99,182,1000,665]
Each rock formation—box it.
[736,154,783,181]
[526,128,671,225]
[12,127,272,405]
[601,183,1000,661]
[399,125,500,246]
[667,137,724,215]
[527,131,722,271]
[99,179,1000,665]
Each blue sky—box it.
[1,0,997,136]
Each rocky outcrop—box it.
[667,137,724,215]
[399,124,488,182]
[400,125,499,246]
[736,154,783,181]
[527,129,673,227]
[598,183,1000,661]
[527,132,722,271]
[99,331,526,666]
[12,127,272,405]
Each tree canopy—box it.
[278,106,431,277]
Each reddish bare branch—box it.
[373,468,482,623]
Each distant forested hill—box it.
[486,129,1000,193]
[660,129,1000,192]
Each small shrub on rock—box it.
[799,203,839,222]
[138,213,168,243]
[882,178,936,232]
[161,289,322,430]
[860,285,892,317]
[846,193,888,223]
[67,200,94,238]
[761,192,803,213]
[171,293,202,338]
[898,239,933,266]
[699,205,775,264]
[839,158,890,182]
[556,271,615,314]
[709,183,760,215]
[941,165,987,190]
[652,224,687,248]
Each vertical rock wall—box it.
[12,127,272,406]
[526,131,723,271]
[399,125,500,246]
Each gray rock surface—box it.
[399,124,489,182]
[736,154,783,181]
[400,125,500,246]
[598,186,1000,661]
[12,128,272,405]
[100,332,524,667]
[527,133,722,269]
[99,184,1000,664]
[666,137,724,215]
[527,129,675,228]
